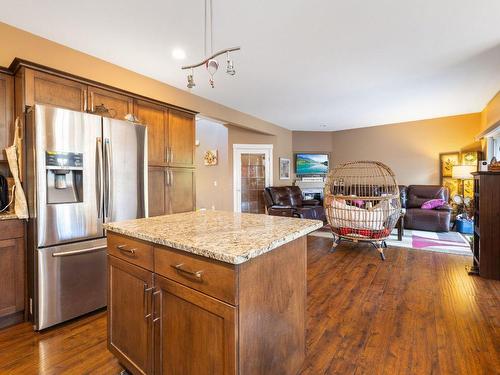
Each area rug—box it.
[310,228,472,256]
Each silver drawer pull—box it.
[172,263,203,280]
[117,245,136,254]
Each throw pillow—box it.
[421,199,445,210]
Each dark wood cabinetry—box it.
[108,255,153,375]
[134,101,195,168]
[148,167,196,216]
[0,72,14,161]
[167,168,196,214]
[10,60,197,218]
[153,275,236,375]
[168,109,195,168]
[87,86,133,119]
[471,172,500,280]
[107,231,307,375]
[0,220,25,329]
[134,100,168,166]
[28,69,87,111]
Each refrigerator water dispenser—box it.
[46,151,83,204]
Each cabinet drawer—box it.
[107,233,153,271]
[154,246,237,305]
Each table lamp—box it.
[452,164,476,196]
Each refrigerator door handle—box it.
[96,137,104,218]
[52,245,107,257]
[104,139,112,219]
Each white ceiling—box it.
[1,0,500,131]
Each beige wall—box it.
[293,113,481,185]
[195,119,231,211]
[0,21,292,162]
[481,91,500,132]
[0,22,294,212]
[195,120,291,212]
[292,131,333,153]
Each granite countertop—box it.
[104,210,323,264]
[0,212,18,221]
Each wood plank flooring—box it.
[0,236,498,374]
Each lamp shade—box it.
[452,165,476,179]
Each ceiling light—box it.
[181,0,240,89]
[172,48,186,60]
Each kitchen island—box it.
[104,210,322,375]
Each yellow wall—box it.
[480,91,500,133]
[293,113,482,185]
[0,21,293,186]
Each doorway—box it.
[233,144,273,213]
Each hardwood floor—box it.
[0,236,498,374]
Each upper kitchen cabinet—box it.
[168,109,195,168]
[87,86,133,119]
[134,100,167,166]
[24,69,86,111]
[0,72,14,161]
[134,101,195,168]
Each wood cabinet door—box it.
[167,109,195,167]
[153,275,237,375]
[148,166,166,217]
[88,86,133,119]
[166,168,195,214]
[135,100,167,166]
[0,72,14,161]
[0,237,24,319]
[108,255,154,375]
[28,70,86,111]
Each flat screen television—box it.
[295,153,329,175]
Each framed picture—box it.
[439,152,460,183]
[442,177,459,199]
[463,179,474,199]
[461,151,482,166]
[279,158,291,180]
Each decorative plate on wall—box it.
[203,150,218,166]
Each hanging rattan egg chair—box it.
[323,161,401,260]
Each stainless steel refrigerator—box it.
[25,104,147,330]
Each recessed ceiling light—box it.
[172,48,186,60]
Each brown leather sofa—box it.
[400,185,451,232]
[263,186,326,221]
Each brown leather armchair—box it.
[401,185,451,232]
[263,186,326,221]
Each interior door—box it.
[103,118,148,222]
[168,109,195,167]
[153,275,236,375]
[166,168,195,214]
[233,145,273,213]
[108,255,153,375]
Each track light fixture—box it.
[226,52,235,76]
[187,70,195,89]
[181,0,241,88]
